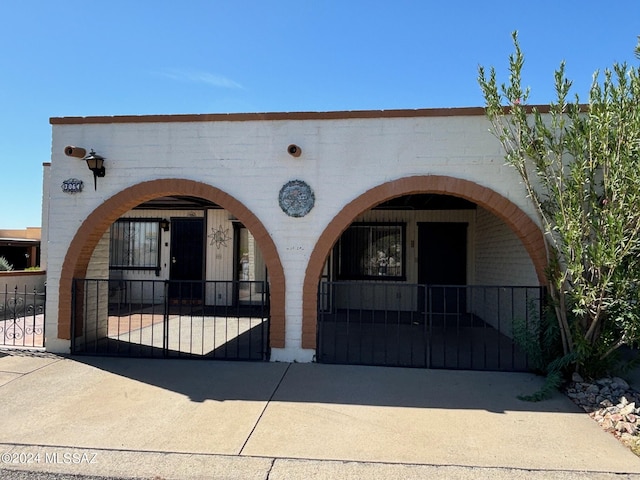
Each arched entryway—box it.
[302,176,547,370]
[56,179,285,357]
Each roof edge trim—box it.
[49,105,556,125]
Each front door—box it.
[418,222,467,313]
[169,218,204,301]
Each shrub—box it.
[0,256,13,271]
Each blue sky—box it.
[0,1,638,229]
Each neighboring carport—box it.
[0,236,40,270]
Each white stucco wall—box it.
[44,110,540,360]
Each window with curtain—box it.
[337,223,405,280]
[109,219,161,271]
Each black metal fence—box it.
[0,285,45,348]
[317,282,544,372]
[72,279,269,360]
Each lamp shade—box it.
[84,150,105,173]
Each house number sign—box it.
[62,178,84,194]
[278,180,315,217]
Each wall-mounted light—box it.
[83,149,106,190]
[160,219,170,231]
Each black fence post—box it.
[163,280,169,357]
[70,279,77,353]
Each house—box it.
[0,227,41,270]
[43,107,547,370]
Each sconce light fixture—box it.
[160,219,170,231]
[83,149,106,190]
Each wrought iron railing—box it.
[71,279,269,360]
[317,282,544,372]
[0,285,45,348]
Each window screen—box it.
[337,223,405,280]
[109,219,161,270]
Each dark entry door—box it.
[169,218,204,300]
[418,222,467,313]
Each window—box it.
[337,223,405,280]
[109,219,161,271]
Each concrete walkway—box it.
[0,350,638,479]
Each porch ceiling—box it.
[134,196,221,210]
[374,194,477,210]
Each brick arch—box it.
[301,175,547,349]
[57,179,286,348]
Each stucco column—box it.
[269,237,316,363]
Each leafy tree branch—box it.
[478,32,640,378]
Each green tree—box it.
[478,32,640,378]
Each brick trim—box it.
[301,175,547,349]
[57,179,286,348]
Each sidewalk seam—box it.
[265,457,276,480]
[238,363,292,456]
[0,357,64,389]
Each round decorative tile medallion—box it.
[279,180,315,217]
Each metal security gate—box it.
[0,285,45,348]
[317,282,544,372]
[71,279,269,360]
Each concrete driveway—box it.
[0,350,638,479]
